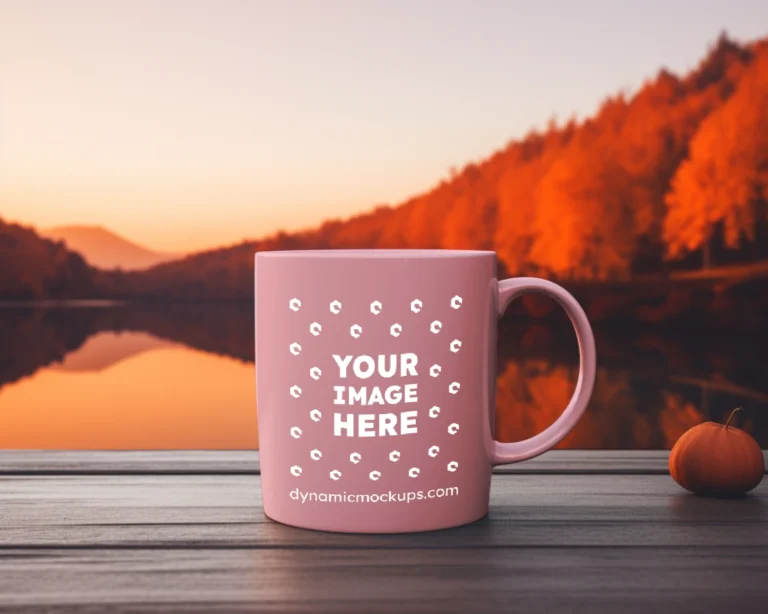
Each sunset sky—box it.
[2,0,768,252]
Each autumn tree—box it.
[494,126,573,275]
[529,143,637,279]
[526,96,645,279]
[494,160,541,274]
[664,49,768,265]
[0,219,96,300]
[440,163,498,250]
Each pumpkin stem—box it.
[724,407,743,430]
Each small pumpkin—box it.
[669,407,764,497]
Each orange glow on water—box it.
[0,334,258,449]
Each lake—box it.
[1,304,766,449]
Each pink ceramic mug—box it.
[255,249,596,533]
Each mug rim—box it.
[256,249,495,259]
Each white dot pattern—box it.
[285,295,465,481]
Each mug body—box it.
[255,249,498,533]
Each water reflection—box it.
[0,305,765,449]
[51,331,174,372]
[0,330,257,449]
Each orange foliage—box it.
[530,134,636,279]
[493,360,729,449]
[4,36,768,300]
[658,392,704,448]
[665,46,768,257]
[494,360,654,449]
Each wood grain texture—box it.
[1,547,767,613]
[0,451,261,475]
[1,475,766,549]
[0,453,766,613]
[1,450,765,475]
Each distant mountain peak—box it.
[42,225,182,271]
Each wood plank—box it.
[0,547,765,613]
[0,451,262,475]
[1,471,767,612]
[1,475,766,548]
[2,450,748,475]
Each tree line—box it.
[2,34,767,301]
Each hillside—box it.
[2,34,767,306]
[114,34,768,300]
[0,218,96,300]
[43,225,181,270]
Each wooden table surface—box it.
[1,451,767,613]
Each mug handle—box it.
[491,277,597,465]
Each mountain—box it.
[0,218,97,300]
[0,303,252,389]
[42,225,181,270]
[50,331,176,372]
[113,34,768,300]
[4,34,768,311]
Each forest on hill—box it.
[0,218,97,300]
[2,35,767,306]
